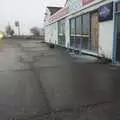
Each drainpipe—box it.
[112,0,117,64]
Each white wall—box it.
[45,22,58,44]
[51,22,58,44]
[45,26,50,43]
[65,18,70,47]
[99,20,114,59]
[44,8,51,26]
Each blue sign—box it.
[99,2,113,22]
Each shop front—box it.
[44,0,115,61]
[70,13,90,50]
[68,0,114,59]
[69,7,99,52]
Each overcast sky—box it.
[0,0,66,34]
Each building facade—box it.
[44,0,120,64]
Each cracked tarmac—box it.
[0,39,120,120]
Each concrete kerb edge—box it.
[46,42,101,59]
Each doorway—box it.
[91,12,99,51]
[115,13,120,62]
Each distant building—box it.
[39,28,44,36]
[44,0,120,64]
[44,7,62,26]
[47,7,62,15]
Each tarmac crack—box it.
[10,40,113,120]
[30,62,54,120]
[11,101,112,120]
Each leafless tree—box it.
[14,21,20,35]
[30,27,40,36]
[6,25,14,36]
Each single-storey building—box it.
[44,0,120,64]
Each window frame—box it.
[69,13,91,49]
[69,18,76,47]
[58,19,66,45]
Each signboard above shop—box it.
[48,7,69,23]
[68,0,95,13]
[99,2,113,22]
[47,0,96,23]
[81,0,94,6]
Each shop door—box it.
[91,12,99,51]
[116,13,120,62]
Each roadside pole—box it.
[0,32,4,48]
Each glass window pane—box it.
[70,18,76,47]
[82,14,90,35]
[82,37,89,49]
[116,2,120,11]
[81,13,90,49]
[58,21,61,34]
[58,19,65,35]
[58,19,65,45]
[75,16,82,35]
[70,18,75,35]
